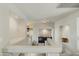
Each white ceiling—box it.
[10,4,74,21]
[0,3,78,22]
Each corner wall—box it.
[55,10,79,49]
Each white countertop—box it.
[5,45,62,53]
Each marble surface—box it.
[5,45,62,53]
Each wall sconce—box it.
[26,22,33,32]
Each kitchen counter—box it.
[3,45,62,56]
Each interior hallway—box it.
[0,3,79,56]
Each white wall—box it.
[32,22,54,43]
[0,6,9,52]
[76,18,79,50]
[9,17,26,44]
[55,10,79,49]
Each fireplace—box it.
[38,37,52,44]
